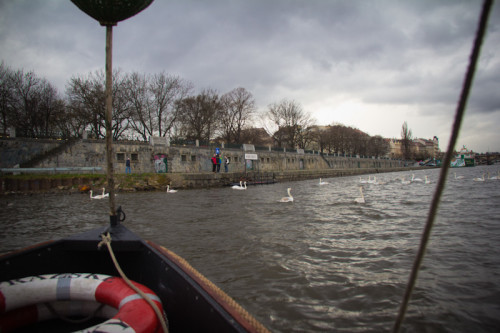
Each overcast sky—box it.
[1,0,499,153]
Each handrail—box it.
[0,167,103,173]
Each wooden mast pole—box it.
[105,25,117,223]
[70,0,155,225]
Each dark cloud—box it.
[1,0,498,152]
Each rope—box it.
[98,233,169,333]
[392,0,494,331]
[149,242,270,333]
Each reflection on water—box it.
[2,165,500,332]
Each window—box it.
[261,157,264,163]
[191,155,196,161]
[131,153,138,161]
[181,155,187,162]
[117,153,125,161]
[267,157,270,163]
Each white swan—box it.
[411,174,423,183]
[101,188,109,198]
[488,171,499,180]
[279,188,293,202]
[319,178,329,185]
[167,185,178,193]
[359,176,369,184]
[90,189,106,200]
[401,177,411,185]
[455,172,465,180]
[367,176,377,184]
[424,175,431,184]
[473,174,485,182]
[354,187,365,204]
[232,181,247,190]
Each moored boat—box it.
[450,145,475,167]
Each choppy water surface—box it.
[2,166,500,332]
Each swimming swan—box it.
[319,178,329,185]
[401,177,411,185]
[411,174,423,182]
[90,189,106,200]
[232,181,247,190]
[279,188,293,202]
[354,187,365,204]
[101,188,109,198]
[454,172,465,180]
[424,175,431,184]
[473,174,485,182]
[232,181,243,189]
[167,185,178,193]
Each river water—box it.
[1,165,500,332]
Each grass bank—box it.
[0,173,172,194]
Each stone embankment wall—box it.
[0,138,404,174]
[1,138,418,193]
[0,138,61,168]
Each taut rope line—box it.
[392,0,494,331]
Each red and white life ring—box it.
[0,273,165,332]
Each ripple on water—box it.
[2,166,500,332]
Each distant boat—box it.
[451,145,475,167]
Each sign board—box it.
[215,147,220,155]
[242,144,255,152]
[245,153,258,160]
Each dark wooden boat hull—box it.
[0,224,268,332]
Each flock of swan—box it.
[89,169,498,202]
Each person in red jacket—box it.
[211,154,217,173]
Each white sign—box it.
[245,153,258,160]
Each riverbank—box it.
[0,166,425,194]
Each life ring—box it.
[0,273,165,332]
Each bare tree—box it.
[175,89,222,142]
[123,72,153,141]
[36,81,65,137]
[4,68,64,138]
[328,124,351,155]
[351,129,370,156]
[0,62,14,136]
[265,99,312,149]
[219,87,256,144]
[9,69,40,137]
[150,72,193,137]
[66,69,130,140]
[367,135,390,157]
[400,121,413,160]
